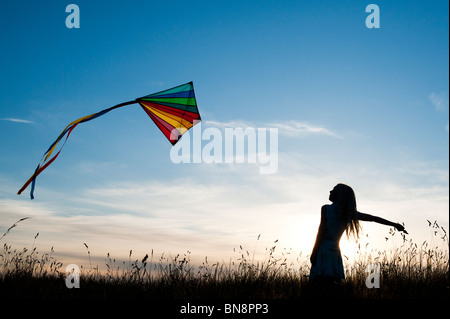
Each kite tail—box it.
[17,100,138,199]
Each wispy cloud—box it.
[429,91,449,112]
[0,118,33,124]
[268,120,340,138]
[1,153,448,270]
[429,91,449,132]
[204,120,340,138]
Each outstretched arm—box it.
[356,211,407,233]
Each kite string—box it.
[277,145,391,217]
[278,145,342,181]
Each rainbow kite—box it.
[18,82,201,199]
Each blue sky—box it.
[1,0,448,268]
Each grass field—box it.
[1,219,448,300]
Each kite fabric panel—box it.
[138,82,201,145]
[17,82,201,199]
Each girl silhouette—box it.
[309,183,407,282]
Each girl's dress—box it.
[309,203,345,282]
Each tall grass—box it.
[345,220,449,298]
[1,219,448,299]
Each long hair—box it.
[334,184,361,239]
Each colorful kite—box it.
[18,82,201,199]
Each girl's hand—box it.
[395,223,408,234]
